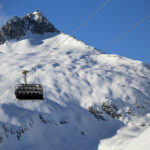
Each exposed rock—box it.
[39,114,48,124]
[101,103,121,119]
[1,124,29,142]
[88,106,106,121]
[0,10,59,44]
[81,131,85,135]
[60,120,67,124]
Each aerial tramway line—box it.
[14,0,110,101]
[14,1,150,102]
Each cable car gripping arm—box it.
[22,70,29,84]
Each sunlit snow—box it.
[0,31,150,150]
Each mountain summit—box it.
[0,10,59,44]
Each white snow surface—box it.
[0,32,150,150]
[28,10,49,23]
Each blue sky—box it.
[0,0,150,63]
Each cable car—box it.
[15,70,44,100]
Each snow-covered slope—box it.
[0,11,150,150]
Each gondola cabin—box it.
[15,84,44,100]
[15,70,44,100]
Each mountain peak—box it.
[31,10,44,20]
[26,10,48,23]
[0,11,59,44]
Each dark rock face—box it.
[1,16,26,41]
[0,10,59,44]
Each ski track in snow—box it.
[0,32,150,149]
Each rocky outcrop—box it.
[0,10,59,44]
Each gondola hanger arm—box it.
[22,70,29,84]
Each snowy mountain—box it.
[0,11,150,150]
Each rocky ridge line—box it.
[0,10,59,44]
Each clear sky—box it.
[0,0,150,63]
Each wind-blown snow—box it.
[0,32,150,150]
